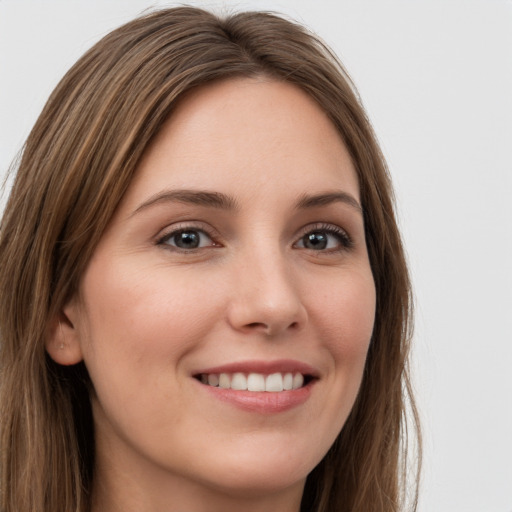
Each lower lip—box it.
[198,381,314,414]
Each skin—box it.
[48,78,376,512]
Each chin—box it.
[204,466,308,499]
[191,443,319,497]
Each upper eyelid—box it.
[295,222,351,238]
[156,221,220,244]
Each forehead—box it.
[122,78,359,210]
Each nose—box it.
[226,251,308,337]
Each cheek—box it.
[77,259,226,390]
[76,259,231,452]
[308,267,376,398]
[294,267,375,458]
[313,268,376,349]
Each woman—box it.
[0,6,420,512]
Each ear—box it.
[45,301,84,366]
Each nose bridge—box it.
[228,240,306,335]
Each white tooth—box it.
[283,372,293,390]
[292,373,304,390]
[208,374,219,387]
[200,374,208,384]
[265,373,284,392]
[247,373,265,392]
[231,372,247,390]
[219,373,231,389]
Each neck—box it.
[92,467,304,512]
[91,433,305,512]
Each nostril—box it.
[247,322,266,329]
[245,320,299,334]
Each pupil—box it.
[174,231,199,248]
[305,232,327,250]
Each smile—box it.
[198,372,307,392]
[193,360,318,413]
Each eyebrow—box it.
[295,191,363,215]
[131,189,239,216]
[131,188,363,217]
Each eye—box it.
[295,224,352,252]
[158,228,216,250]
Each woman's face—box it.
[63,79,376,503]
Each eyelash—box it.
[156,222,219,252]
[294,223,353,252]
[156,222,353,253]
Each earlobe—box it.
[45,305,84,366]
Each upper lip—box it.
[193,359,320,378]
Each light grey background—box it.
[1,1,511,511]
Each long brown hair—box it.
[0,7,420,512]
